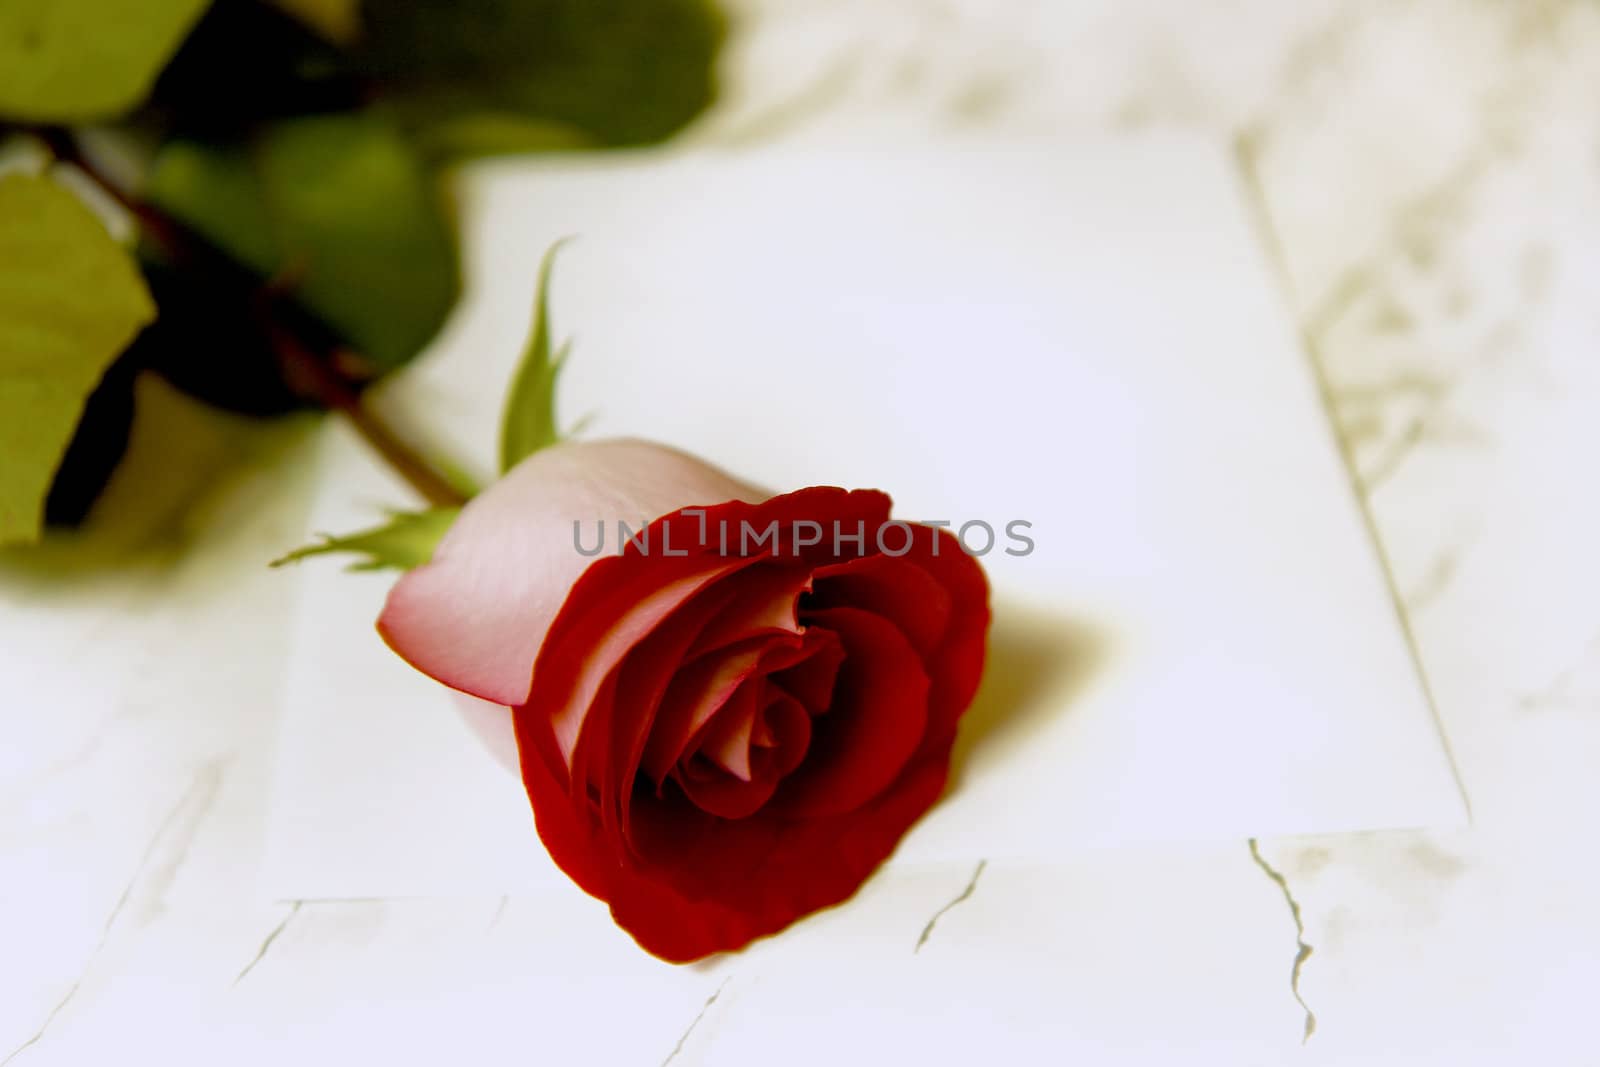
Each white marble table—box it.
[5,1,1599,1062]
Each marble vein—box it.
[1360,364,1492,492]
[1248,838,1317,1044]
[2,764,222,1065]
[914,859,987,953]
[1303,149,1497,344]
[1404,540,1472,615]
[1518,625,1600,712]
[233,901,304,987]
[661,977,732,1067]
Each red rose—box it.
[379,439,989,961]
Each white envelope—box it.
[262,134,1467,901]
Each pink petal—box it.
[699,679,763,781]
[641,641,771,783]
[377,438,764,706]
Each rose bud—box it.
[378,438,990,962]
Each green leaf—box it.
[405,111,594,164]
[42,346,139,528]
[256,115,459,369]
[266,0,360,43]
[1,375,314,574]
[144,141,279,270]
[356,0,724,152]
[145,113,460,371]
[499,240,574,473]
[271,507,460,572]
[0,0,211,121]
[142,1,366,134]
[0,173,155,546]
[131,253,310,416]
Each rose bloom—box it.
[379,439,989,961]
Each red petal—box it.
[768,607,930,819]
[610,757,949,962]
[505,484,991,963]
[547,564,737,765]
[684,564,809,657]
[590,581,746,833]
[766,627,845,712]
[809,551,952,658]
[677,771,781,821]
[694,629,841,775]
[893,525,991,750]
[675,681,781,818]
[758,691,813,780]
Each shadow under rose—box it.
[946,599,1112,789]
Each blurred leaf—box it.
[407,111,593,163]
[268,0,361,43]
[148,0,364,136]
[91,375,313,551]
[0,0,211,122]
[499,240,572,473]
[43,347,139,527]
[0,174,155,546]
[145,141,278,268]
[256,114,459,368]
[2,374,317,577]
[132,254,311,415]
[271,506,459,571]
[357,0,723,151]
[0,132,51,178]
[146,113,459,370]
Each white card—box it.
[263,134,1467,900]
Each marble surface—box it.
[5,1,1600,1062]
